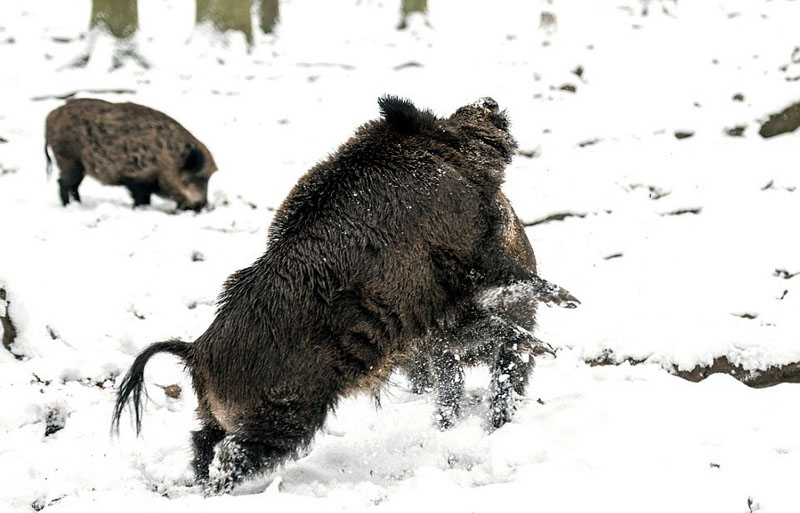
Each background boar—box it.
[112,96,577,495]
[45,98,217,211]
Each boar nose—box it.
[480,97,499,114]
[180,201,207,212]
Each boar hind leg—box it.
[191,421,226,482]
[205,435,273,495]
[406,356,433,394]
[54,156,85,206]
[489,332,535,429]
[430,349,465,429]
[206,429,314,495]
[205,398,329,495]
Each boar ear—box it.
[378,95,436,135]
[182,148,205,173]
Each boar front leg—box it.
[478,275,580,311]
[124,182,158,207]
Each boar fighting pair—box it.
[46,95,578,494]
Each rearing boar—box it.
[45,98,217,211]
[112,96,578,494]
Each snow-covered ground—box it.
[1,0,799,511]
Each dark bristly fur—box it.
[404,206,543,430]
[112,95,579,495]
[377,95,437,134]
[44,98,218,211]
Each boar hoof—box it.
[537,285,581,309]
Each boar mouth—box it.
[473,97,510,132]
[488,110,510,132]
[481,135,514,161]
[178,202,206,213]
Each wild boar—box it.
[112,96,578,494]
[45,98,217,211]
[403,203,561,430]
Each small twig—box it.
[578,138,601,148]
[774,268,799,279]
[393,61,423,71]
[517,148,540,159]
[660,207,701,216]
[524,211,587,227]
[296,62,356,70]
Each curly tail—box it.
[111,339,193,435]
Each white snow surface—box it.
[1,0,799,511]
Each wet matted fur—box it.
[112,96,578,494]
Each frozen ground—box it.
[1,0,799,511]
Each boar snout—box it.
[179,200,207,212]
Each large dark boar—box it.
[112,96,578,494]
[45,98,217,211]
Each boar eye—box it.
[183,148,205,173]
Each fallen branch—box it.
[31,88,136,102]
[524,211,587,227]
[660,207,702,216]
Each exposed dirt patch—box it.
[759,101,800,138]
[726,125,746,137]
[586,352,800,388]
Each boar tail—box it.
[45,139,52,179]
[111,339,193,436]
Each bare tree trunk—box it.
[398,0,428,30]
[91,0,138,39]
[1,287,18,357]
[66,0,149,70]
[258,0,279,35]
[196,0,254,46]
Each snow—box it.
[1,0,799,511]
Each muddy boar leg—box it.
[488,328,535,429]
[125,182,157,207]
[206,436,274,495]
[477,245,579,309]
[191,421,226,482]
[54,156,85,206]
[430,348,464,429]
[406,355,434,394]
[205,397,331,495]
[478,262,580,310]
